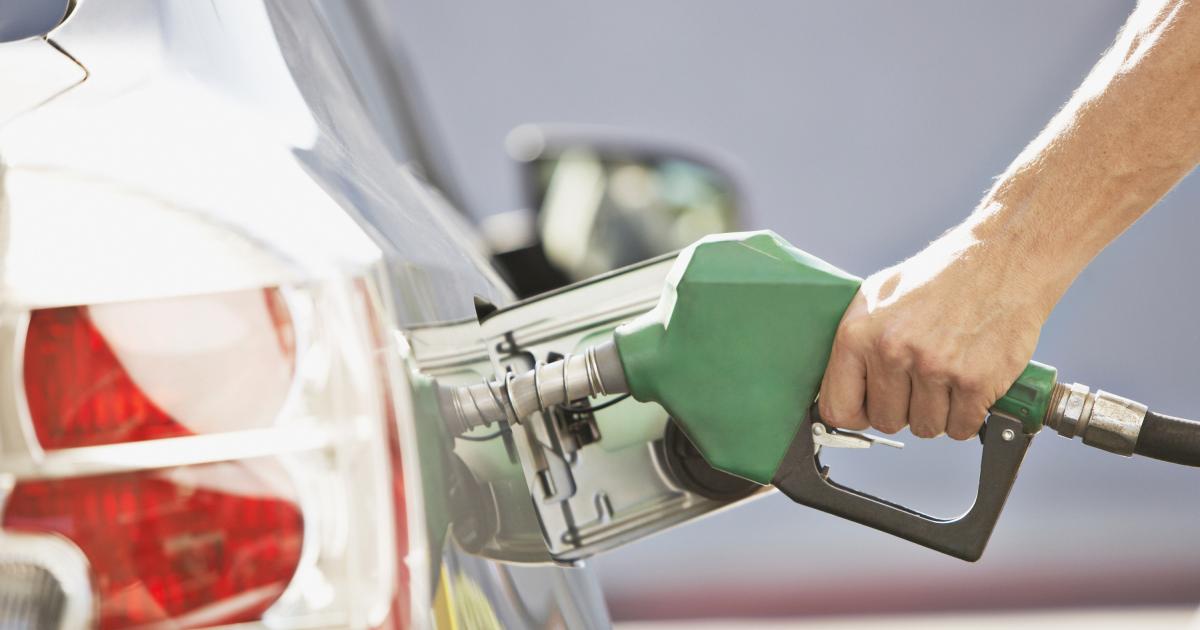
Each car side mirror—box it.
[488,124,745,297]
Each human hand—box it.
[817,228,1053,439]
[815,0,1200,439]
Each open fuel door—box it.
[406,254,767,562]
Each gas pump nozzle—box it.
[447,231,1194,561]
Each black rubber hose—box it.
[1134,411,1200,467]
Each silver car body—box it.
[0,1,759,627]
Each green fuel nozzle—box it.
[450,231,1057,457]
[448,231,1187,561]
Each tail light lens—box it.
[2,281,405,629]
[22,289,296,449]
[6,461,303,629]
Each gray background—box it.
[381,1,1200,618]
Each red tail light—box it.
[2,283,405,629]
[21,289,295,450]
[22,306,191,449]
[4,462,303,629]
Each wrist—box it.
[948,194,1080,319]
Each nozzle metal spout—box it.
[442,341,629,435]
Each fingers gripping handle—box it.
[772,412,1033,562]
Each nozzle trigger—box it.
[811,423,904,450]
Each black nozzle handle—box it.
[1134,411,1200,467]
[773,411,1033,562]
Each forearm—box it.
[822,0,1200,436]
[962,0,1200,314]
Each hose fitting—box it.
[443,341,629,435]
[1044,382,1148,456]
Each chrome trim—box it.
[1045,384,1148,457]
[10,311,44,465]
[0,423,345,480]
[0,474,12,514]
[57,0,81,31]
[276,284,315,440]
[0,312,39,467]
[0,531,93,630]
[268,383,354,630]
[1084,390,1147,456]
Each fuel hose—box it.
[1133,410,1200,467]
[1045,383,1200,467]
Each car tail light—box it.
[1,280,405,629]
[22,289,296,450]
[6,461,303,629]
[23,305,191,449]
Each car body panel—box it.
[0,1,609,627]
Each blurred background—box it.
[374,0,1200,623]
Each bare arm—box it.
[820,0,1200,438]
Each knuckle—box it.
[830,336,859,360]
[873,332,910,366]
[838,317,870,349]
[910,349,951,381]
[951,370,986,393]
